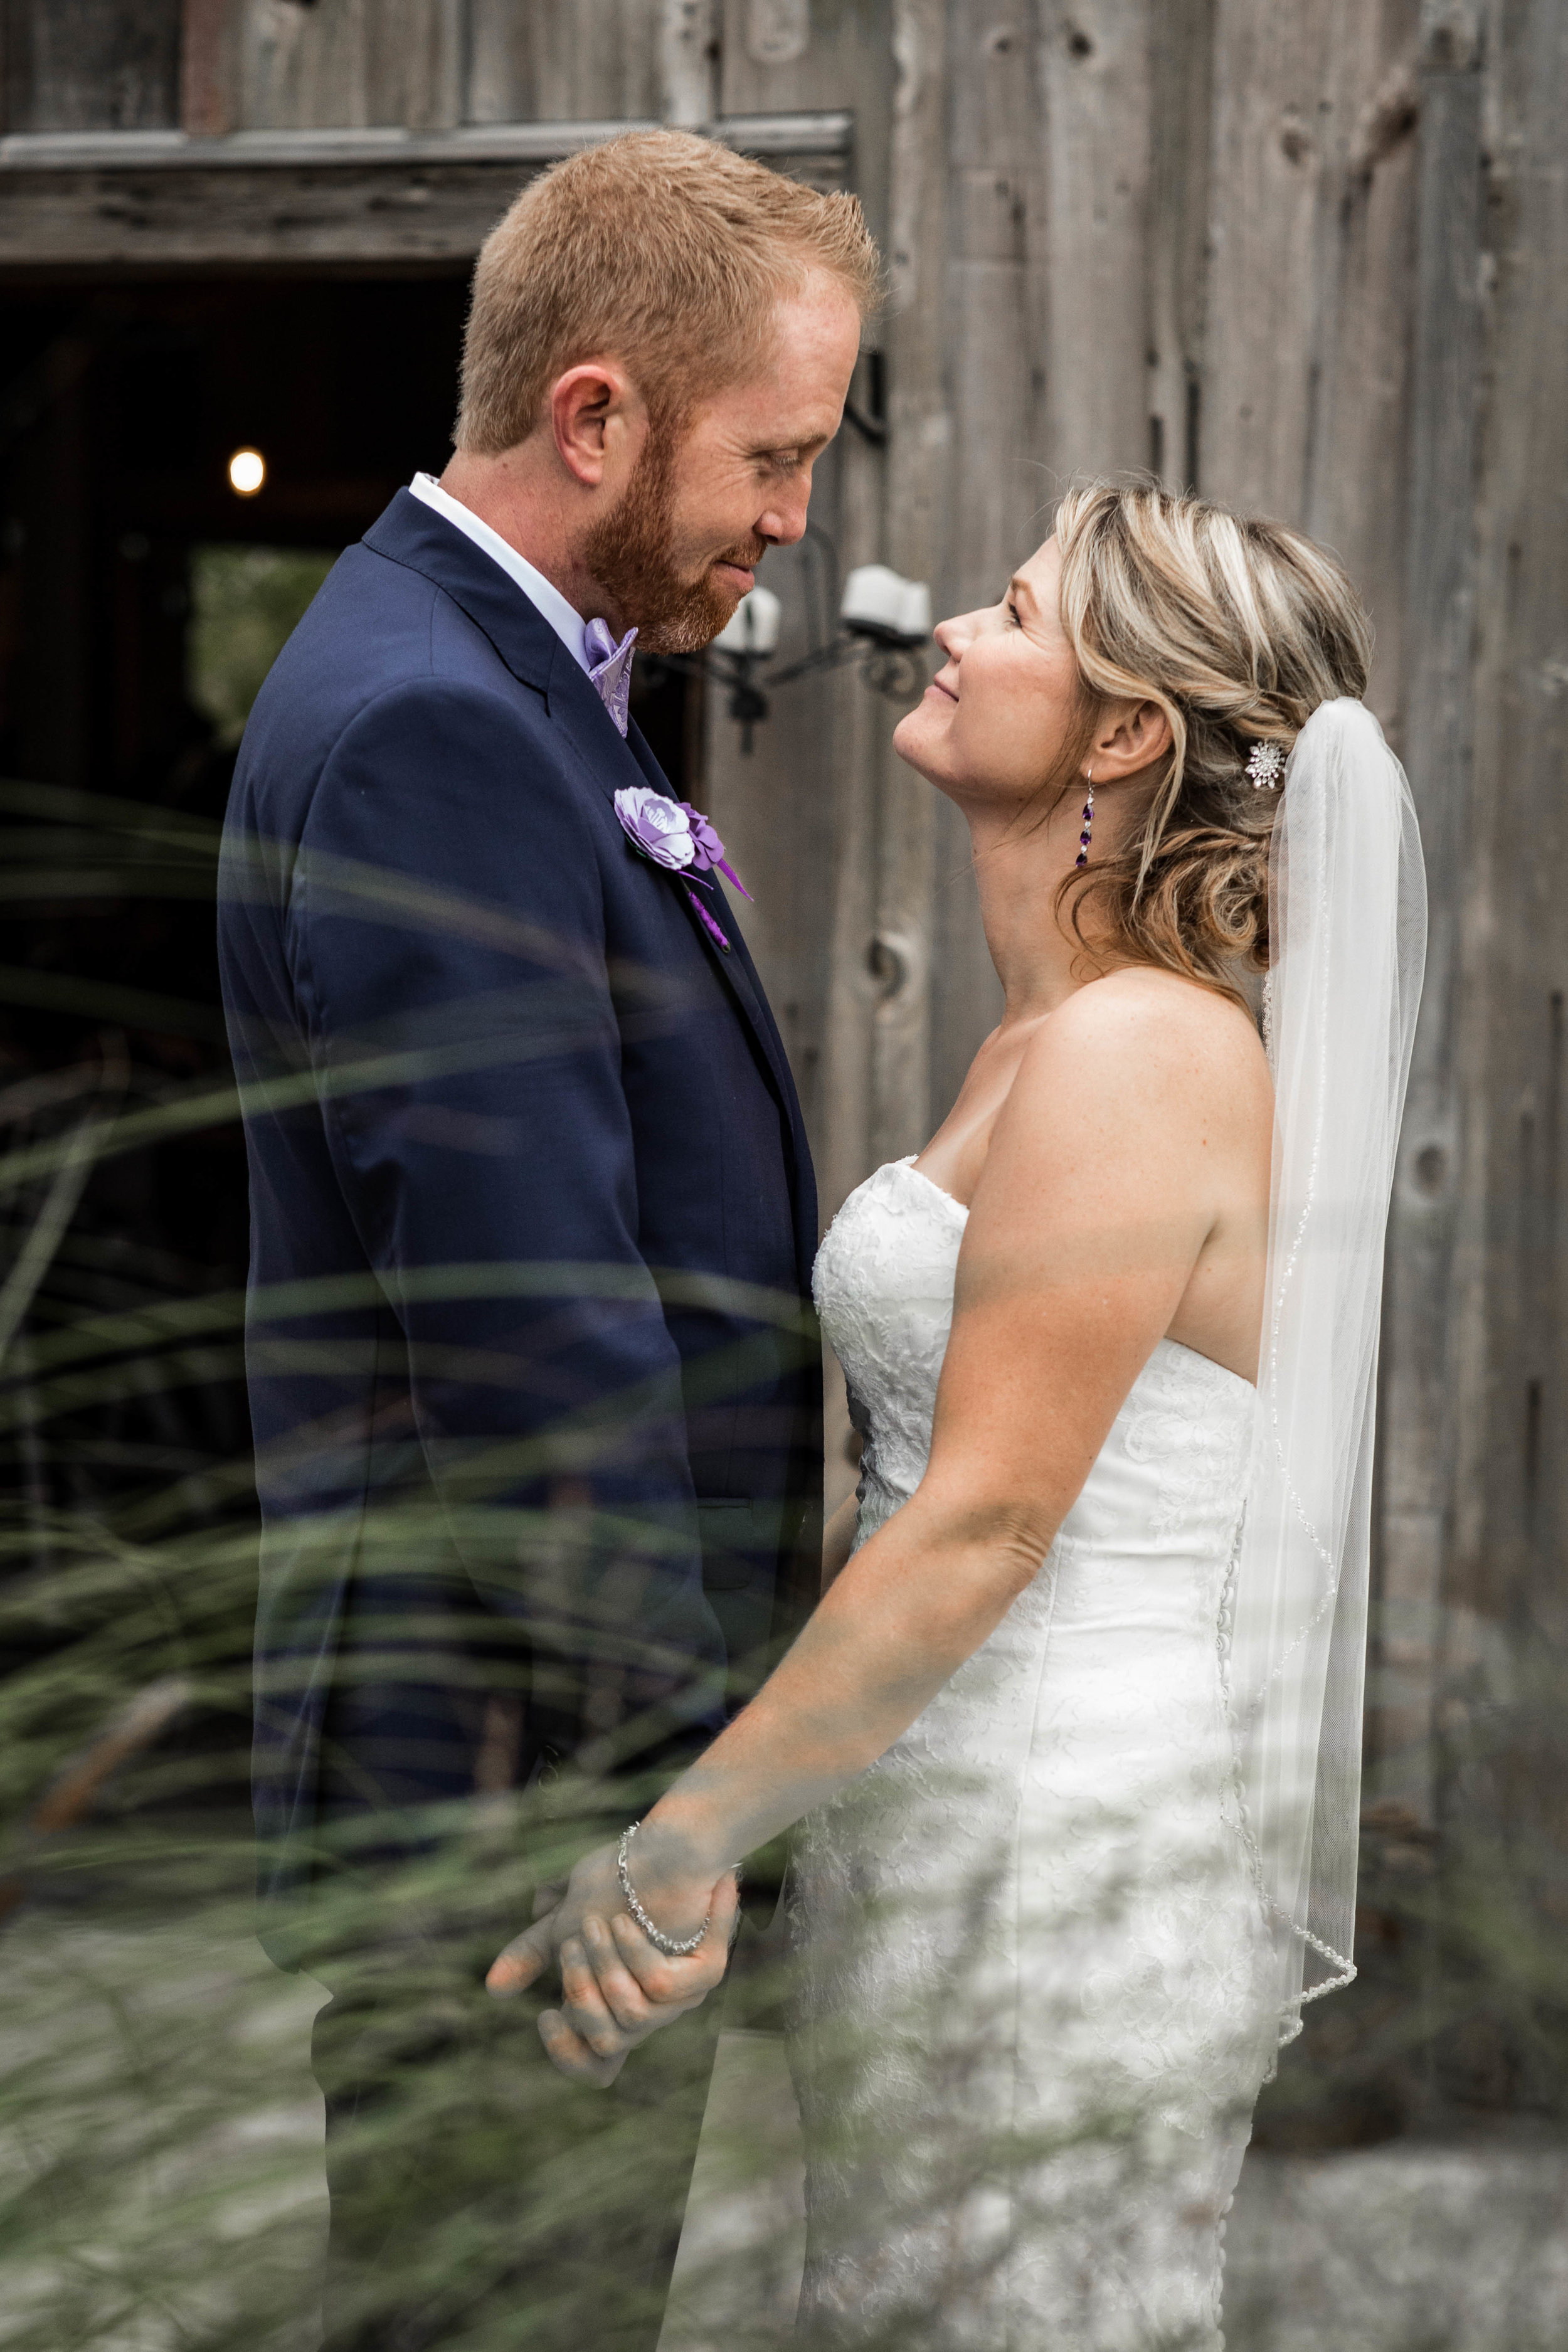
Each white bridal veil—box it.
[1229,697,1427,2040]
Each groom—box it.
[218,131,874,2350]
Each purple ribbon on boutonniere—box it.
[613,785,753,953]
[677,803,753,902]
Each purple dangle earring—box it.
[1075,770,1095,869]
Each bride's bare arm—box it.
[491,973,1269,2060]
[820,1491,859,1592]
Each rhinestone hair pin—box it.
[1247,740,1286,791]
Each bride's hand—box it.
[486,1840,737,2085]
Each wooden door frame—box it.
[0,112,852,272]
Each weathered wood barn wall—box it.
[3,0,1565,1863]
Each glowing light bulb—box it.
[228,448,266,497]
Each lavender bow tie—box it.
[584,617,637,736]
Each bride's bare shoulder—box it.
[1052,963,1261,1053]
[1008,964,1268,1134]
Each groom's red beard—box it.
[582,425,767,655]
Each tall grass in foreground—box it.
[0,778,1565,2351]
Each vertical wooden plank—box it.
[1034,0,1156,485]
[1438,0,1568,1772]
[946,0,1037,608]
[181,0,237,135]
[864,0,948,1170]
[816,577,890,1221]
[1297,0,1422,735]
[4,0,182,131]
[818,635,887,1520]
[467,0,663,125]
[365,0,464,130]
[464,0,531,122]
[719,0,893,248]
[1147,0,1216,490]
[1204,0,1422,740]
[927,0,1038,1125]
[238,0,369,128]
[929,793,1002,1150]
[660,0,719,122]
[1368,0,1486,1815]
[1203,0,1331,515]
[238,0,472,129]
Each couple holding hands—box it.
[221,129,1422,2352]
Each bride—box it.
[489,482,1426,2346]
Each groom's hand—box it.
[546,1904,731,2084]
[486,1844,737,2085]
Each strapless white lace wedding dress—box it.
[787,1158,1277,2350]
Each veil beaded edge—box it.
[1229,697,1427,2042]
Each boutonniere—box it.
[613,786,753,953]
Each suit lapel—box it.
[366,489,819,1285]
[620,726,797,1101]
[618,723,818,1289]
[541,675,816,1263]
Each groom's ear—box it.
[550,359,646,489]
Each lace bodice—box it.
[815,1155,1256,1564]
[789,1156,1277,2349]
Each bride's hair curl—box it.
[1051,482,1372,995]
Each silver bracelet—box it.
[617,1821,711,1957]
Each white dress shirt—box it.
[408,472,591,674]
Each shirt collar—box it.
[408,473,591,674]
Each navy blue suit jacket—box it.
[218,492,821,1937]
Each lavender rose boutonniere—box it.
[615,786,697,871]
[613,786,752,951]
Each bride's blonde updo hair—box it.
[1052,482,1372,993]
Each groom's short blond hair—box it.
[455,130,879,452]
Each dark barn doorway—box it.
[1,275,473,1566]
[4,275,472,798]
